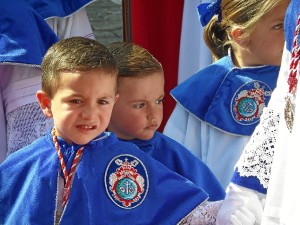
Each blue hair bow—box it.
[197,0,222,27]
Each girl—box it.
[217,0,300,224]
[164,0,290,189]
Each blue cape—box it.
[25,0,94,19]
[0,0,94,66]
[121,131,225,201]
[0,0,58,65]
[284,0,300,52]
[171,56,280,136]
[0,131,208,225]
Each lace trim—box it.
[178,200,222,225]
[236,108,280,188]
[6,102,53,155]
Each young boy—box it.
[107,42,225,201]
[0,37,221,225]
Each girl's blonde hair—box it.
[204,0,286,60]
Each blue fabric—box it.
[0,0,58,65]
[197,0,222,27]
[25,0,94,19]
[231,168,267,194]
[121,131,225,201]
[284,0,300,52]
[0,131,208,225]
[171,56,280,136]
[0,0,94,66]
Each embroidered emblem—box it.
[231,81,272,125]
[105,154,149,209]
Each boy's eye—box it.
[98,99,109,105]
[70,99,82,104]
[134,103,145,109]
[156,98,164,105]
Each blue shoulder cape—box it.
[121,131,225,201]
[25,0,95,19]
[171,56,280,136]
[285,0,300,52]
[0,0,94,66]
[0,0,58,65]
[0,131,208,225]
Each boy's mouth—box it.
[77,125,96,130]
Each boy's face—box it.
[37,69,118,145]
[108,71,164,140]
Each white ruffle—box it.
[236,108,280,189]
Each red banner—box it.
[130,0,184,131]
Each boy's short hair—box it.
[41,37,118,97]
[107,42,163,78]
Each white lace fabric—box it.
[178,200,223,225]
[7,102,53,155]
[235,108,280,189]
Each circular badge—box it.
[231,81,272,125]
[105,154,149,209]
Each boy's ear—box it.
[114,93,120,104]
[36,90,53,118]
[231,27,248,47]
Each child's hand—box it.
[216,183,264,225]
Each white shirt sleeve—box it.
[164,103,250,189]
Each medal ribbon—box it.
[287,15,300,94]
[285,13,300,132]
[51,128,84,209]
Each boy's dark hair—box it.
[41,37,118,97]
[107,42,163,78]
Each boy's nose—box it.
[146,107,156,120]
[81,107,96,119]
[147,113,155,120]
